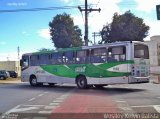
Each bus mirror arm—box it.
[20,60,23,66]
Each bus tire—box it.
[30,75,38,86]
[76,75,88,89]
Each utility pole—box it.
[92,32,101,45]
[17,46,20,60]
[78,0,101,46]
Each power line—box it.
[78,0,101,46]
[0,5,85,13]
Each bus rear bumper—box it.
[129,76,150,84]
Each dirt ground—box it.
[0,77,21,84]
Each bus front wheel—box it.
[76,76,88,89]
[30,75,38,86]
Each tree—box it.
[49,13,83,48]
[99,11,150,44]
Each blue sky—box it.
[0,0,160,61]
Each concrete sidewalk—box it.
[150,75,160,84]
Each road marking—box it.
[44,106,57,109]
[157,97,160,99]
[61,94,69,97]
[9,106,39,112]
[2,105,41,118]
[28,98,36,101]
[132,105,153,108]
[49,103,60,106]
[153,105,160,113]
[38,111,52,114]
[53,100,63,103]
[56,97,66,100]
[2,105,20,118]
[116,100,126,103]
[120,107,132,111]
[21,105,45,107]
[38,94,44,97]
[116,100,133,112]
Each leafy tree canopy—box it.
[49,13,83,48]
[99,11,150,44]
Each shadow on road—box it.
[0,83,147,96]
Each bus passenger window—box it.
[108,46,126,62]
[64,51,75,64]
[76,50,89,64]
[30,55,40,66]
[90,48,107,63]
[39,54,50,65]
[51,53,63,64]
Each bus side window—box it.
[90,48,107,63]
[30,55,40,66]
[22,56,29,67]
[39,54,50,65]
[64,51,75,64]
[76,50,89,64]
[51,52,63,64]
[108,46,126,62]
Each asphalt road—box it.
[0,80,160,119]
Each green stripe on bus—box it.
[40,60,132,78]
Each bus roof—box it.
[23,47,82,56]
[22,41,146,56]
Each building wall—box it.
[0,61,21,77]
[145,35,160,66]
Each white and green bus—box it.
[20,41,150,88]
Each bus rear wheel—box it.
[76,76,88,89]
[30,76,38,86]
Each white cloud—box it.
[0,52,23,61]
[73,0,123,43]
[135,0,160,13]
[60,0,71,3]
[144,19,160,41]
[37,28,51,40]
[0,41,7,45]
[7,2,27,6]
[89,0,122,31]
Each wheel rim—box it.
[31,78,37,85]
[78,78,85,88]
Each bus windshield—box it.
[21,55,30,70]
[134,44,149,59]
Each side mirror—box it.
[20,60,23,66]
